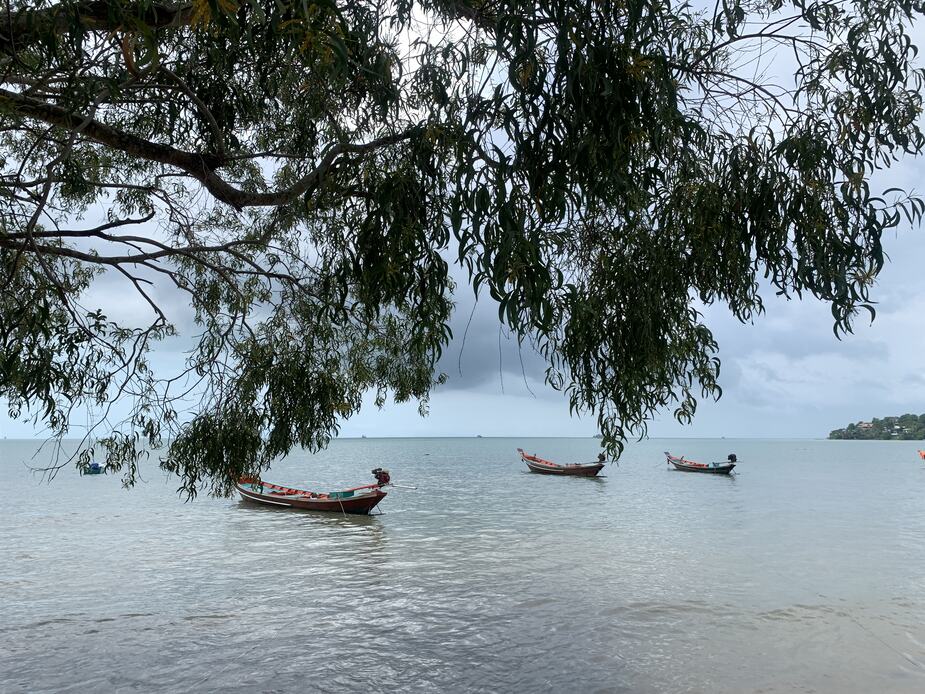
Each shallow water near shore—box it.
[3,437,925,693]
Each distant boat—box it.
[82,462,103,475]
[592,434,603,439]
[665,452,736,475]
[918,450,925,460]
[236,470,389,515]
[517,448,605,477]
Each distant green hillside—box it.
[829,414,925,440]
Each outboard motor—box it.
[372,467,391,486]
[727,453,737,463]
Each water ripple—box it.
[2,437,925,692]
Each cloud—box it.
[436,290,551,397]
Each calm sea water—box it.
[2,437,925,693]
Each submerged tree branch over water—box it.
[1,0,924,495]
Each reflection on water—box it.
[2,437,925,692]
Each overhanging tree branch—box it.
[0,86,422,209]
[1,0,923,494]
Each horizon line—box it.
[0,434,839,442]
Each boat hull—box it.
[669,461,735,474]
[519,449,605,477]
[666,456,735,475]
[236,482,386,515]
[525,460,604,476]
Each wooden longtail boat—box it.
[665,452,736,475]
[236,478,387,515]
[517,448,605,477]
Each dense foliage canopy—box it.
[2,0,924,494]
[829,414,925,440]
